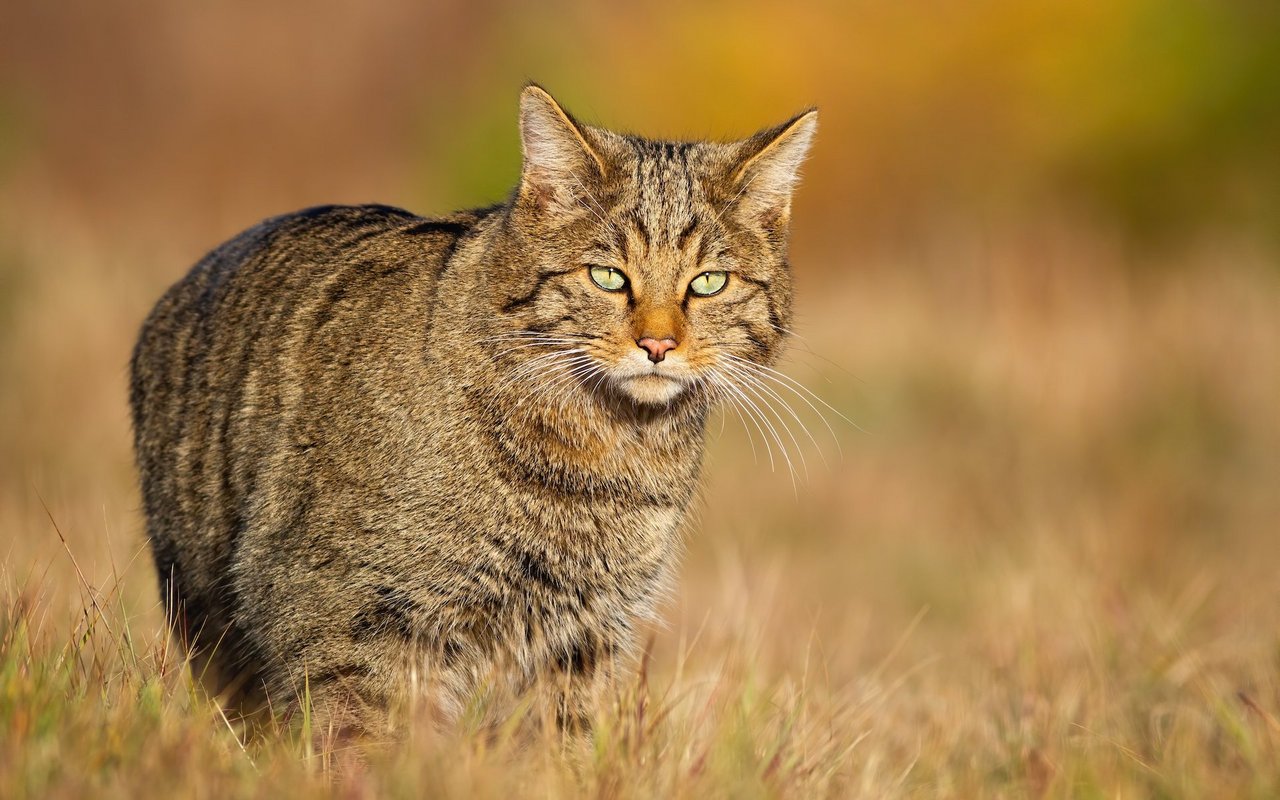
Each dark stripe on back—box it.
[404,219,472,237]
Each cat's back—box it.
[129,204,486,662]
[134,203,472,357]
[131,203,477,462]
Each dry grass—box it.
[3,216,1279,797]
[4,4,1279,795]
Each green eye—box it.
[589,265,628,292]
[689,270,728,297]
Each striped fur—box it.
[130,86,816,733]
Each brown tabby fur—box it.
[130,85,817,734]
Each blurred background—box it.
[2,0,1279,790]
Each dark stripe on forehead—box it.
[610,226,629,261]
[627,138,706,253]
[695,232,714,266]
[679,144,693,198]
[676,218,699,252]
[630,212,651,249]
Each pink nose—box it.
[637,337,678,363]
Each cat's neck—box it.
[446,343,709,504]
[498,358,704,450]
[494,383,708,505]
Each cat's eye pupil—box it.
[589,265,627,292]
[689,270,728,297]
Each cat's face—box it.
[492,86,816,409]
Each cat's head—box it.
[490,85,816,408]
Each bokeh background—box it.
[2,1,1279,795]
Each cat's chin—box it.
[618,373,686,406]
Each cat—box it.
[130,84,816,735]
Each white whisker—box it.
[725,353,862,443]
[717,370,799,492]
[706,376,759,464]
[718,359,828,466]
[544,360,604,412]
[717,359,818,476]
[493,348,589,396]
[706,370,783,481]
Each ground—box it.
[3,230,1279,798]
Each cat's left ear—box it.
[730,109,818,230]
[517,84,607,213]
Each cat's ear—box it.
[517,84,607,213]
[729,109,818,230]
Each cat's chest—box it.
[513,493,685,581]
[504,498,683,646]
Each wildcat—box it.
[130,85,816,734]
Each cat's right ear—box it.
[517,85,607,213]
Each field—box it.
[4,227,1279,797]
[4,2,1280,797]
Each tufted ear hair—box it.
[730,109,818,230]
[517,84,607,213]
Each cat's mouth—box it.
[616,371,688,405]
[602,349,698,406]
